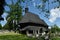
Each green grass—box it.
[0,32,60,40]
[51,37,60,40]
[0,32,36,40]
[50,33,60,40]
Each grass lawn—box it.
[0,32,36,40]
[0,32,60,40]
[51,37,60,40]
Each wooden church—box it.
[18,8,48,37]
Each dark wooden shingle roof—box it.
[19,12,48,27]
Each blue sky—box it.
[0,0,60,27]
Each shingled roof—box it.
[19,8,48,27]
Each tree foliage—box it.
[6,0,22,21]
[51,24,60,33]
[0,24,2,29]
[3,23,9,30]
[3,0,23,30]
[0,0,5,20]
[3,20,13,31]
[0,0,5,16]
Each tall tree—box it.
[6,0,22,21]
[4,0,23,31]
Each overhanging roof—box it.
[19,12,48,27]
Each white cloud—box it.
[0,13,8,26]
[58,11,60,17]
[49,8,60,23]
[33,2,35,7]
[2,13,8,18]
[49,17,57,23]
[32,0,36,7]
[0,19,7,27]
